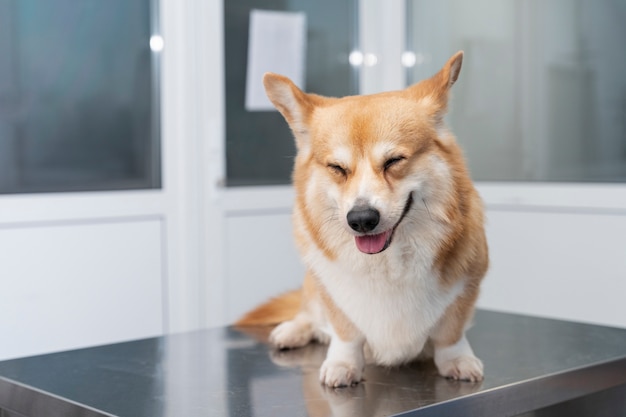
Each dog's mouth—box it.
[354,193,414,255]
[355,230,392,254]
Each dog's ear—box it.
[405,51,463,120]
[263,73,318,148]
[439,50,463,89]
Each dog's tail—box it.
[234,289,302,326]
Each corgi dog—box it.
[237,51,489,387]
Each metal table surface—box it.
[0,310,625,417]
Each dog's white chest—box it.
[311,243,461,365]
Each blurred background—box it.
[0,0,624,361]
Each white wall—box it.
[0,218,163,360]
[224,211,304,324]
[480,207,626,328]
[476,183,626,328]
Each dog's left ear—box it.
[405,51,463,119]
[439,50,463,89]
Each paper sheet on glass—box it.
[245,10,307,111]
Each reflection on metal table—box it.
[0,310,625,417]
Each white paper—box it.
[245,9,307,111]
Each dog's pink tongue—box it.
[355,231,390,254]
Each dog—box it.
[236,51,489,387]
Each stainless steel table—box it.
[0,310,625,417]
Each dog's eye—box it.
[384,156,405,171]
[328,164,347,176]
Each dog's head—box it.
[264,52,465,255]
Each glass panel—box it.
[224,0,358,186]
[406,0,626,182]
[0,0,160,194]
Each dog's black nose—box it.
[347,207,380,233]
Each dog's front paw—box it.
[319,360,363,387]
[437,355,484,382]
[269,320,313,349]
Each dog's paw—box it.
[269,320,313,349]
[319,360,363,387]
[437,355,484,382]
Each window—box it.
[224,0,359,186]
[406,0,626,182]
[0,0,160,194]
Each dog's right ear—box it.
[263,73,317,147]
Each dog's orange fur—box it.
[236,289,301,326]
[237,51,488,386]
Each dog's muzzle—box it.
[348,193,414,254]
